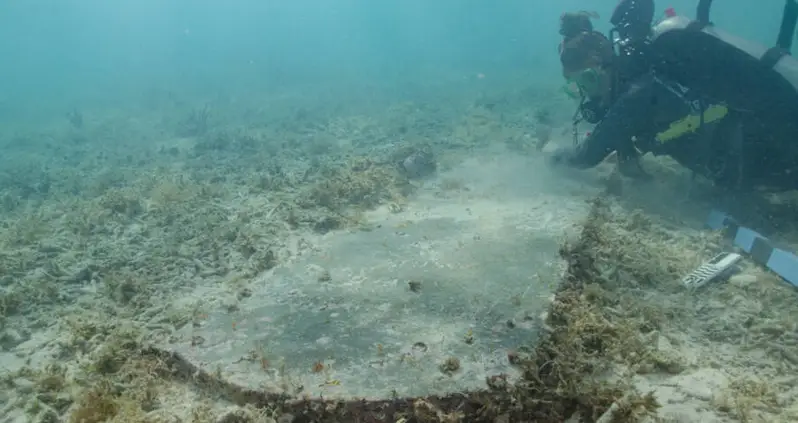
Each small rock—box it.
[222,297,240,313]
[277,413,295,423]
[0,328,29,350]
[37,243,64,254]
[237,288,253,300]
[317,269,332,282]
[314,216,341,234]
[215,407,249,423]
[14,378,36,394]
[68,266,93,284]
[0,275,14,286]
[654,333,671,350]
[679,384,713,401]
[35,408,60,423]
[400,147,436,179]
[660,411,699,423]
[730,273,757,286]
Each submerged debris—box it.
[393,144,437,179]
[438,357,461,375]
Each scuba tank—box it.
[610,0,655,51]
[609,0,655,79]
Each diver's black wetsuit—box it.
[554,0,798,192]
[556,72,755,189]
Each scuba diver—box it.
[555,8,659,179]
[549,0,798,192]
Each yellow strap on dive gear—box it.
[655,104,728,143]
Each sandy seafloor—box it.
[1,81,798,423]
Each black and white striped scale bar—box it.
[706,209,798,288]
